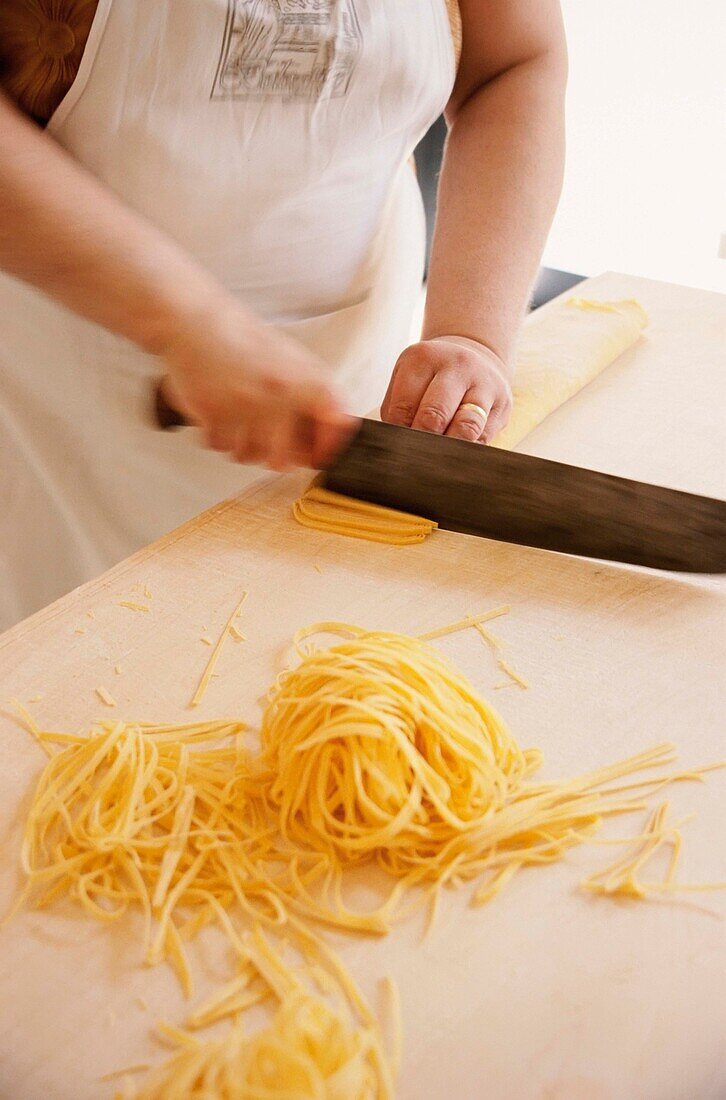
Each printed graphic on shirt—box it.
[211,0,361,101]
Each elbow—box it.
[540,36,569,101]
[448,29,569,124]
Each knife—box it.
[321,419,726,573]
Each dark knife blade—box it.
[322,419,726,573]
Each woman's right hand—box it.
[159,294,355,472]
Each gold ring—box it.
[459,402,488,420]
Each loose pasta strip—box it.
[189,591,248,707]
[417,606,510,642]
[582,802,726,899]
[95,686,117,708]
[468,619,528,689]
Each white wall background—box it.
[544,1,726,291]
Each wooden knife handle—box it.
[153,381,188,430]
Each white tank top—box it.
[0,0,456,628]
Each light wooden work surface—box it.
[1,273,724,1099]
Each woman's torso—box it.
[0,0,459,627]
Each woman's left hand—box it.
[380,335,513,443]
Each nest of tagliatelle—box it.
[257,623,683,923]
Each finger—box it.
[244,417,270,465]
[380,348,436,427]
[445,391,494,442]
[311,413,358,470]
[202,409,238,452]
[156,376,200,429]
[292,414,315,467]
[232,422,253,464]
[204,425,235,453]
[233,417,271,465]
[154,380,189,429]
[263,410,298,472]
[292,379,352,467]
[411,370,467,434]
[480,398,512,444]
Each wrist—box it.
[422,333,513,381]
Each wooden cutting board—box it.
[0,273,724,1100]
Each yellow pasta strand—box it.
[469,619,529,689]
[582,802,726,899]
[496,657,529,691]
[189,591,248,707]
[95,686,117,708]
[417,607,510,642]
[100,1064,151,1083]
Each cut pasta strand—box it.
[189,591,248,708]
[95,686,117,708]
[582,802,726,899]
[417,607,510,642]
[469,619,529,689]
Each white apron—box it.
[0,0,456,629]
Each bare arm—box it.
[0,93,350,468]
[381,0,567,442]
